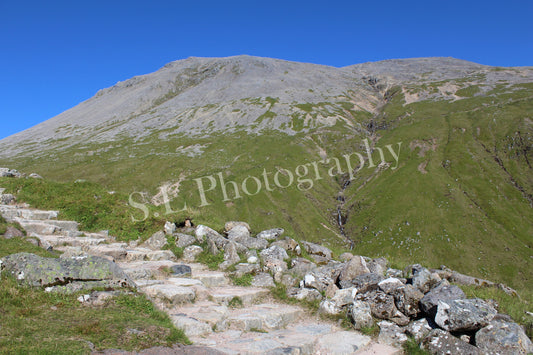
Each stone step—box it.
[225,303,301,332]
[35,234,106,248]
[0,205,59,221]
[117,260,184,280]
[190,321,374,354]
[209,286,270,306]
[192,271,230,287]
[16,219,79,236]
[142,283,196,306]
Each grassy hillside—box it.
[1,79,531,295]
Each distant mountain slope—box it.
[1,56,532,291]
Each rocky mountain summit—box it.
[1,179,531,354]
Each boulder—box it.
[301,241,332,260]
[195,225,225,245]
[378,277,404,294]
[348,300,374,330]
[338,256,370,284]
[170,264,192,277]
[0,252,133,289]
[175,233,196,248]
[256,228,284,241]
[260,245,289,262]
[226,225,250,242]
[405,318,432,342]
[393,284,424,317]
[3,226,24,239]
[224,221,251,232]
[183,245,203,262]
[421,329,481,355]
[420,281,465,316]
[435,298,497,332]
[318,299,342,315]
[367,257,388,276]
[378,320,408,348]
[141,231,167,250]
[239,237,268,250]
[363,291,410,326]
[330,287,357,308]
[341,272,384,292]
[219,241,240,270]
[270,237,299,252]
[206,237,219,255]
[412,267,441,293]
[289,258,316,277]
[233,263,260,278]
[475,320,533,355]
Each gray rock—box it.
[301,241,332,259]
[435,298,497,332]
[289,257,316,277]
[195,225,225,244]
[341,272,385,292]
[233,263,260,278]
[182,245,203,262]
[219,241,240,269]
[141,231,168,250]
[318,299,342,315]
[338,256,370,284]
[348,300,374,330]
[0,252,133,289]
[386,268,403,278]
[170,264,192,277]
[330,287,357,308]
[412,267,441,293]
[378,320,408,348]
[206,237,219,255]
[420,281,465,316]
[260,245,289,262]
[175,233,196,248]
[270,237,299,252]
[287,287,323,302]
[339,252,353,261]
[393,284,424,317]
[239,236,268,250]
[226,224,250,242]
[475,320,533,355]
[29,173,43,179]
[3,226,24,239]
[405,318,432,342]
[256,228,284,241]
[378,277,404,294]
[252,272,275,287]
[421,329,481,355]
[164,221,176,235]
[363,291,410,326]
[367,257,388,276]
[224,221,251,232]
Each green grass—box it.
[0,275,189,354]
[162,235,184,259]
[230,273,253,286]
[403,337,430,355]
[196,246,225,270]
[0,237,59,259]
[228,296,243,308]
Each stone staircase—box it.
[0,202,400,354]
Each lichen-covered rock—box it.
[367,257,388,276]
[330,287,357,308]
[475,320,533,355]
[378,277,404,294]
[251,272,275,287]
[405,318,432,342]
[196,225,226,245]
[348,300,374,330]
[420,281,465,316]
[0,252,133,289]
[412,267,441,293]
[421,329,481,355]
[392,284,424,317]
[289,257,316,277]
[362,291,410,326]
[341,272,384,292]
[183,245,203,262]
[287,287,323,302]
[226,224,250,242]
[175,233,196,248]
[435,298,497,332]
[224,221,251,232]
[318,299,342,315]
[219,241,240,270]
[260,245,289,262]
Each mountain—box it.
[1,55,532,291]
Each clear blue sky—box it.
[1,0,531,140]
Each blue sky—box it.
[1,0,531,140]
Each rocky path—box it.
[0,202,399,354]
